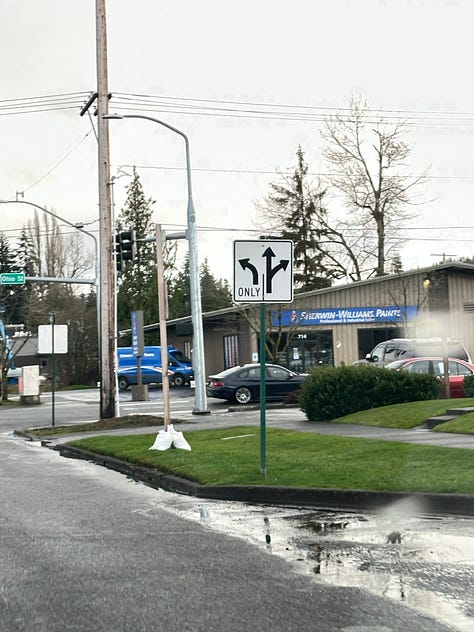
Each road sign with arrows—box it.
[233,240,294,303]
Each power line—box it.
[0,92,90,116]
[21,131,93,193]
[2,90,474,127]
[112,91,474,125]
[117,162,474,182]
[4,89,471,122]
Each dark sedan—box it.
[207,363,307,404]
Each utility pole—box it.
[95,0,116,418]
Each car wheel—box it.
[234,387,252,404]
[118,376,129,391]
[172,373,185,387]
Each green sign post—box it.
[233,239,294,477]
[0,272,25,285]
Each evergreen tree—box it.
[200,259,232,312]
[167,256,190,320]
[167,256,233,319]
[115,169,177,328]
[256,146,332,292]
[0,231,23,323]
[12,229,36,325]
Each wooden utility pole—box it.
[155,224,171,428]
[95,0,116,418]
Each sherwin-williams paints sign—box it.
[274,305,418,326]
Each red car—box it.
[385,357,474,398]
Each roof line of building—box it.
[126,261,474,335]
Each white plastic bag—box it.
[149,424,191,451]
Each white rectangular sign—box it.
[38,325,68,354]
[233,240,294,303]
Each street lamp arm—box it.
[0,199,98,256]
[103,114,194,214]
[104,113,187,143]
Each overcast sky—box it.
[1,0,473,283]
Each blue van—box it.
[116,345,194,390]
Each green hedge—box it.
[299,364,441,422]
[463,374,474,397]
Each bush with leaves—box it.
[299,364,440,422]
[462,374,474,397]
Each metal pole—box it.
[259,303,266,475]
[183,134,209,415]
[103,113,209,415]
[50,312,56,428]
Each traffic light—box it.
[120,230,136,263]
[115,229,137,272]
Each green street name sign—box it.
[0,272,26,285]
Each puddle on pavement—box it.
[153,490,474,632]
[284,506,474,632]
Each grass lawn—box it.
[436,412,474,433]
[69,426,474,494]
[331,398,474,432]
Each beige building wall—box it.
[163,264,474,374]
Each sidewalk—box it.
[23,403,474,450]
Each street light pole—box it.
[104,113,209,414]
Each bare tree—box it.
[236,304,299,365]
[255,146,371,285]
[322,97,428,277]
[27,211,92,281]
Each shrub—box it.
[463,374,474,397]
[299,364,440,422]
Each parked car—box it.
[385,356,474,398]
[362,338,471,367]
[207,363,307,404]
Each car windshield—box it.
[171,350,191,364]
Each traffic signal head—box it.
[120,230,137,262]
[115,229,137,272]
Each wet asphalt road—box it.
[0,431,464,632]
[1,389,473,631]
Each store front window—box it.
[223,335,240,369]
[271,331,334,372]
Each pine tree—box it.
[200,259,232,312]
[167,256,233,319]
[12,229,36,325]
[256,146,332,292]
[0,231,23,323]
[116,169,176,328]
[167,256,190,320]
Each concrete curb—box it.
[54,443,474,517]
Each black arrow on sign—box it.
[239,258,259,284]
[262,247,289,294]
